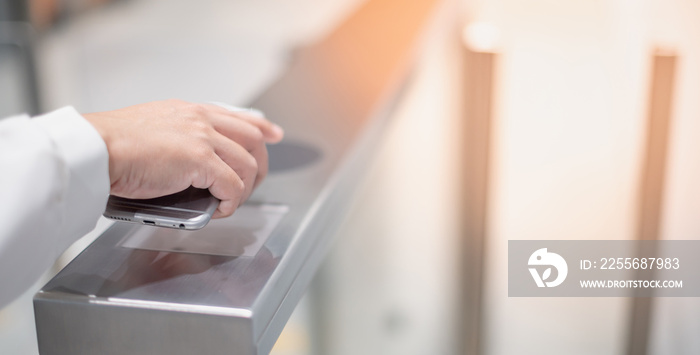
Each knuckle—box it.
[181,102,208,120]
[219,203,235,217]
[238,124,264,147]
[248,128,264,144]
[187,115,213,135]
[189,169,204,187]
[192,145,213,161]
[245,154,258,172]
[240,128,264,152]
[234,174,246,193]
[191,103,208,115]
[193,120,213,138]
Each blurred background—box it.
[1,0,699,354]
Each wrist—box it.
[83,113,118,187]
[83,113,107,144]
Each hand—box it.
[84,99,284,218]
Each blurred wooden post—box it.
[458,26,497,355]
[627,51,677,355]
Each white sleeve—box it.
[0,106,109,308]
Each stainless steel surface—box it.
[119,203,289,257]
[34,0,440,353]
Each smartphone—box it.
[103,187,220,230]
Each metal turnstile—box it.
[33,0,440,353]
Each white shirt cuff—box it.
[32,106,110,250]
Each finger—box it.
[208,119,269,190]
[210,131,259,202]
[206,112,270,189]
[204,103,284,143]
[190,152,244,218]
[203,110,264,151]
[252,142,268,189]
[230,111,284,143]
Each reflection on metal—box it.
[458,31,497,355]
[33,0,440,354]
[267,141,322,173]
[119,204,289,257]
[627,51,677,355]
